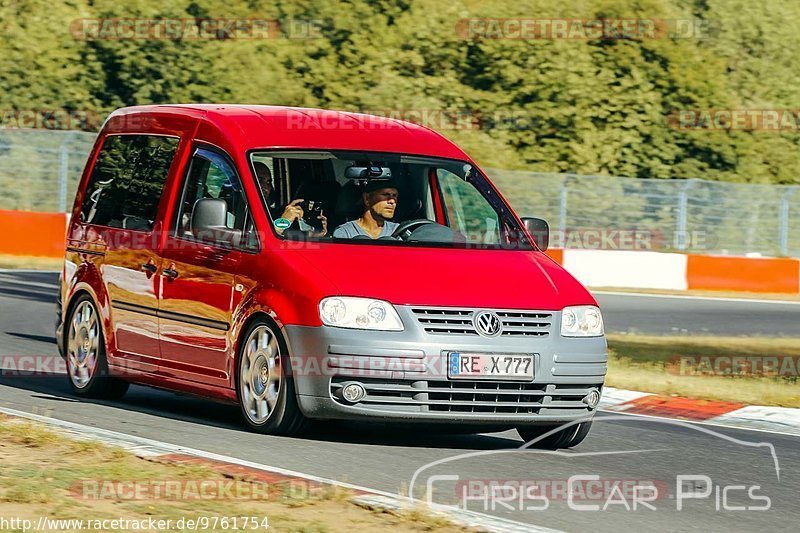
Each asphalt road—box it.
[3,271,799,340]
[1,270,799,532]
[594,291,800,337]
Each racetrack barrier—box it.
[686,254,800,293]
[0,209,798,294]
[0,209,67,258]
[550,249,799,294]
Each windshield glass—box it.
[249,150,532,251]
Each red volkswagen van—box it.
[57,105,606,448]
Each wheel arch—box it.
[230,309,290,392]
[63,286,105,351]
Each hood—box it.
[297,244,596,310]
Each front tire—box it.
[236,319,308,435]
[517,421,593,449]
[65,295,129,400]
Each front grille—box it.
[411,307,552,337]
[331,377,599,415]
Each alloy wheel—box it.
[67,300,99,389]
[240,325,282,424]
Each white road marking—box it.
[593,290,800,306]
[0,406,559,533]
[0,269,59,273]
[0,276,58,290]
[597,410,800,438]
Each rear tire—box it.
[517,421,593,449]
[65,295,129,400]
[236,318,309,436]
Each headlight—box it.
[319,297,404,331]
[561,306,604,337]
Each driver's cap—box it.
[363,178,399,193]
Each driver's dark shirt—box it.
[332,220,399,239]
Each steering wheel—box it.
[392,218,437,240]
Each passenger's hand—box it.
[280,199,304,223]
[318,211,328,233]
[312,210,328,238]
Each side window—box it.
[437,168,501,244]
[81,135,179,231]
[175,148,256,249]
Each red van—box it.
[57,105,606,448]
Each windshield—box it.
[249,150,533,251]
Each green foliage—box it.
[1,0,799,184]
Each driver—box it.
[333,179,399,239]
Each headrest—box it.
[296,180,340,201]
[334,181,364,222]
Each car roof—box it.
[107,104,472,161]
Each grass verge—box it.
[0,418,466,532]
[607,334,800,407]
[0,254,61,270]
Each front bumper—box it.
[283,306,607,426]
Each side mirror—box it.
[521,217,549,251]
[191,198,242,247]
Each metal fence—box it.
[0,130,97,213]
[490,169,800,257]
[0,129,797,257]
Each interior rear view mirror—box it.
[345,165,392,179]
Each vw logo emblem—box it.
[474,311,502,337]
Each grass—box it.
[1,418,62,447]
[0,254,61,270]
[606,334,800,407]
[0,419,468,532]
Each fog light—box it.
[341,382,366,404]
[583,388,601,409]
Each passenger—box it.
[254,161,327,237]
[333,179,399,239]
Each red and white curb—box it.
[0,406,559,533]
[600,386,800,435]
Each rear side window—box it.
[81,135,179,231]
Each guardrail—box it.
[545,249,800,294]
[0,209,69,257]
[3,209,797,294]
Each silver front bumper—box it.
[283,306,607,425]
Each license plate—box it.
[448,352,534,381]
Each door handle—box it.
[140,262,157,274]
[162,268,179,279]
